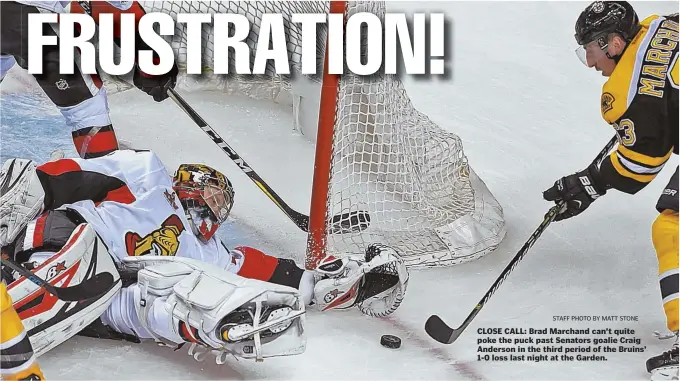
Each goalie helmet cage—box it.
[140,1,506,269]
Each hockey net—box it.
[137,1,506,268]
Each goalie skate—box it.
[220,305,305,343]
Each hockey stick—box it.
[425,135,619,344]
[167,88,371,234]
[1,257,115,302]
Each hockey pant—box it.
[653,166,679,333]
[0,283,45,381]
[3,210,314,345]
[0,1,119,158]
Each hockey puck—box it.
[380,334,401,349]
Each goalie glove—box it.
[312,244,409,317]
[0,159,45,246]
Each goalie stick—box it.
[167,88,371,234]
[1,257,116,302]
[425,135,619,344]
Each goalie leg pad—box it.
[122,256,306,361]
[0,159,45,247]
[7,223,121,356]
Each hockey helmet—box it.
[574,1,641,65]
[172,164,234,242]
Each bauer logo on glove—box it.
[543,164,609,221]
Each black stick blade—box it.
[5,253,119,303]
[329,211,371,234]
[49,273,116,302]
[425,315,458,344]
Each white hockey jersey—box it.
[50,150,241,273]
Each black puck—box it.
[380,334,401,349]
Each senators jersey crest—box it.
[125,214,185,256]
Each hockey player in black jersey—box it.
[543,2,678,379]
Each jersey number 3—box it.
[613,119,636,147]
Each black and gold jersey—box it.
[599,14,678,194]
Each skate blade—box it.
[651,366,679,381]
[225,309,305,342]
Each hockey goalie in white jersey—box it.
[0,149,409,363]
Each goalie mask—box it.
[173,164,234,242]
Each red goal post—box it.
[307,1,345,270]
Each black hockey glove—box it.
[133,62,178,102]
[543,164,608,221]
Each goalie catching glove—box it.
[311,244,409,317]
[0,159,45,246]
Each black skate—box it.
[219,304,303,343]
[647,336,679,381]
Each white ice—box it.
[1,1,678,380]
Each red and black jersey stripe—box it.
[72,125,119,159]
[36,159,135,209]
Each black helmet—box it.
[575,1,641,45]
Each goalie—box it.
[0,150,408,364]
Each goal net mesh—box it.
[139,1,506,268]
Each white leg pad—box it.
[121,256,306,361]
[7,223,121,356]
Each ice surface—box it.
[1,1,678,380]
